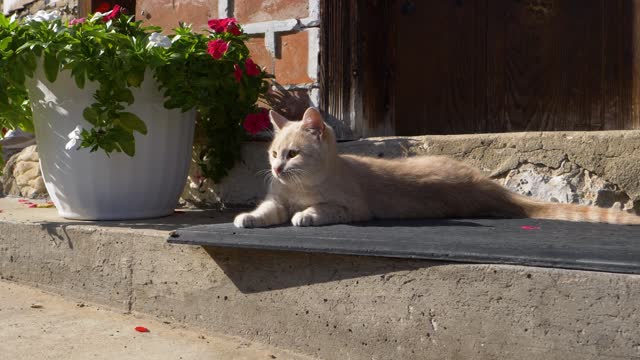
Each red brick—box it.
[246,36,275,75]
[138,0,217,33]
[235,0,309,24]
[274,31,312,85]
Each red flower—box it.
[208,18,241,35]
[243,108,270,135]
[226,22,242,36]
[233,64,243,83]
[69,17,85,25]
[103,4,121,21]
[207,18,225,33]
[95,1,111,13]
[207,39,229,60]
[244,58,261,77]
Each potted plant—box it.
[0,6,271,220]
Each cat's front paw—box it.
[234,213,262,228]
[291,211,316,227]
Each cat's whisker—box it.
[255,169,272,178]
[263,129,276,138]
[262,172,275,186]
[256,168,279,185]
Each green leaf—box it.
[74,71,86,89]
[118,112,147,135]
[82,107,99,125]
[114,129,135,156]
[126,71,144,87]
[116,89,135,104]
[0,37,10,51]
[72,65,86,89]
[43,49,59,83]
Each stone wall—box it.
[1,145,46,198]
[2,0,78,18]
[182,131,640,215]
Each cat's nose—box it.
[273,165,284,176]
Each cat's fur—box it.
[234,107,640,228]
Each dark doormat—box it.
[168,218,640,274]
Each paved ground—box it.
[0,280,314,360]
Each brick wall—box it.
[138,0,320,121]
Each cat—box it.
[233,107,640,228]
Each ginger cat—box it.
[233,108,640,228]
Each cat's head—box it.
[267,107,337,185]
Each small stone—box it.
[30,304,43,309]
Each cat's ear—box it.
[269,110,289,131]
[301,107,325,137]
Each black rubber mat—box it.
[168,218,640,274]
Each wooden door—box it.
[322,0,640,136]
[391,0,640,135]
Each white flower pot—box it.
[26,67,195,220]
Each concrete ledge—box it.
[184,131,640,212]
[1,198,639,359]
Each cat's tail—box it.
[511,194,640,225]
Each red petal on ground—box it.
[520,225,541,230]
[28,204,38,208]
[135,326,150,333]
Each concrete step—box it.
[0,280,313,360]
[1,197,639,360]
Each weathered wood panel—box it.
[388,0,640,135]
[319,0,356,139]
[393,0,487,135]
[487,0,605,131]
[358,0,395,137]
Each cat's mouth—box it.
[273,170,299,185]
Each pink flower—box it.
[208,18,241,35]
[244,58,261,77]
[69,17,85,25]
[103,4,121,22]
[243,108,270,135]
[233,64,243,83]
[207,39,229,59]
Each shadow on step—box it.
[204,246,448,293]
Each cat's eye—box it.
[287,150,299,159]
[271,151,277,158]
